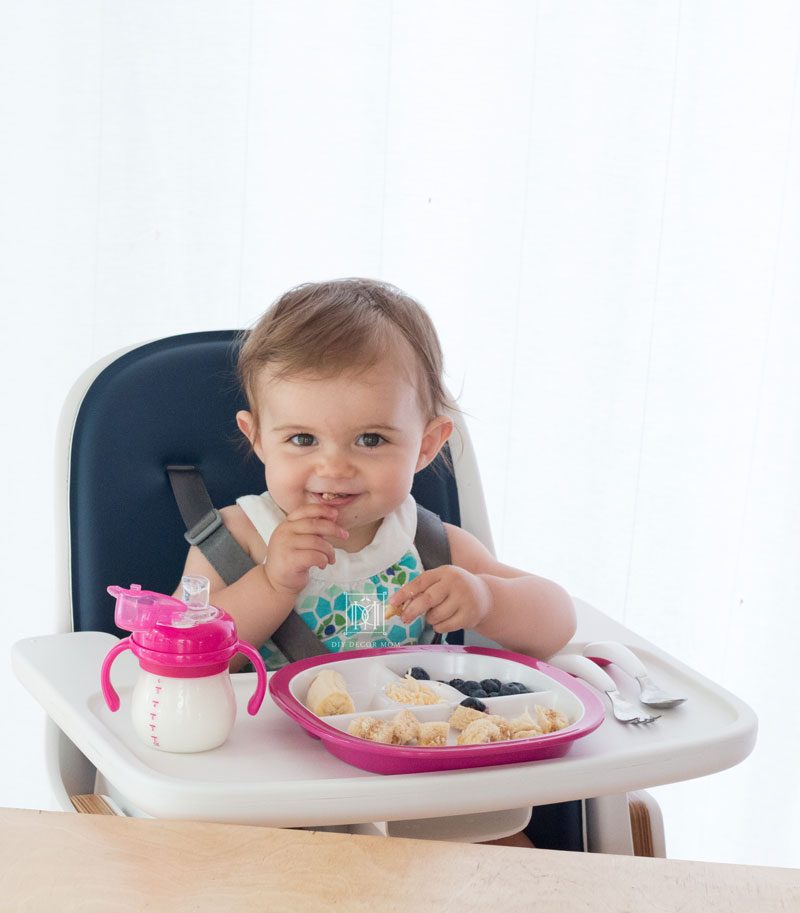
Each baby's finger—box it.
[401,580,448,624]
[385,584,422,622]
[285,503,340,524]
[388,570,434,610]
[289,534,336,565]
[288,517,350,541]
[425,598,461,629]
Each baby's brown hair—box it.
[237,278,460,441]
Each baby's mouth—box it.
[314,492,359,505]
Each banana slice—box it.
[305,669,356,716]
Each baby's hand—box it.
[388,566,492,633]
[263,504,349,597]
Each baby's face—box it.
[238,354,451,551]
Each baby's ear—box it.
[236,410,264,461]
[416,416,454,472]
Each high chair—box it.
[43,330,665,853]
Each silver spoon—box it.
[583,641,687,709]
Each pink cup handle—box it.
[100,638,133,712]
[235,641,268,715]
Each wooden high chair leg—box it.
[628,791,664,857]
[69,794,121,815]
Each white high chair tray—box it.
[12,600,757,828]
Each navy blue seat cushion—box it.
[70,331,460,637]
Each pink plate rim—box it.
[268,645,605,763]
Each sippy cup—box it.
[100,576,267,752]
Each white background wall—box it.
[2,0,799,868]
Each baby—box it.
[176,278,576,670]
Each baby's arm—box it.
[174,502,348,670]
[390,523,576,659]
[174,505,295,665]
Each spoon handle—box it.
[583,641,648,678]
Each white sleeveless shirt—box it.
[236,491,431,670]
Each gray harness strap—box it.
[167,466,452,662]
[166,466,256,586]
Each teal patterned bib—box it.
[236,492,431,671]
[258,549,424,670]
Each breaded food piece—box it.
[508,710,543,736]
[535,705,570,733]
[447,704,488,731]
[391,710,421,744]
[483,714,514,740]
[418,721,449,746]
[384,601,403,621]
[457,718,504,745]
[512,729,543,740]
[347,716,396,744]
[384,674,443,706]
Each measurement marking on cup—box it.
[148,679,162,747]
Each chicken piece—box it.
[535,705,570,733]
[391,710,421,744]
[457,718,504,745]
[448,704,488,731]
[418,721,449,746]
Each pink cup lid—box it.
[108,580,237,667]
[102,577,268,712]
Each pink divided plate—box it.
[269,645,605,774]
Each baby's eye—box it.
[288,433,316,447]
[357,432,386,448]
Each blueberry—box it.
[462,680,481,693]
[470,688,489,699]
[407,666,430,680]
[480,678,501,693]
[498,683,521,696]
[448,678,465,690]
[460,697,487,712]
[511,682,531,693]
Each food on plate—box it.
[483,714,514,740]
[384,673,444,706]
[343,695,570,749]
[305,668,356,716]
[508,710,543,735]
[457,718,504,745]
[418,721,449,746]
[448,677,532,697]
[405,666,430,680]
[448,704,488,731]
[347,711,439,746]
[391,710,421,744]
[347,716,396,744]
[535,705,569,733]
[459,696,487,712]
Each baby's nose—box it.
[315,447,355,477]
